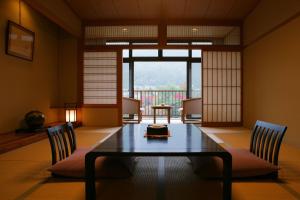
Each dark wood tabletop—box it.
[91,124,226,155]
[85,124,232,200]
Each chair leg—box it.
[138,111,142,123]
[181,114,185,123]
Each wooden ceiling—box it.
[66,0,260,22]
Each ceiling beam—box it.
[23,0,82,37]
[83,19,242,26]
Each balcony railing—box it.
[135,90,186,116]
[123,90,201,116]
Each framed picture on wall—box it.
[6,20,35,61]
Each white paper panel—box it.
[232,105,237,122]
[237,105,241,121]
[202,69,207,86]
[237,70,241,86]
[222,69,227,86]
[208,105,213,122]
[237,87,241,104]
[226,52,232,68]
[202,51,242,124]
[237,52,241,69]
[232,52,237,69]
[232,70,237,86]
[213,87,218,104]
[227,87,232,104]
[227,105,232,122]
[217,52,222,68]
[232,87,237,105]
[213,105,218,122]
[222,105,227,121]
[208,87,213,104]
[207,52,213,68]
[83,51,117,105]
[203,52,208,68]
[217,88,222,104]
[217,69,222,86]
[212,52,217,68]
[208,69,213,86]
[222,52,227,68]
[213,69,218,86]
[222,87,227,104]
[218,105,222,122]
[227,69,232,86]
[203,105,208,121]
[203,87,208,104]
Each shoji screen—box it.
[83,51,119,105]
[202,51,242,126]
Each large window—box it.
[122,63,130,97]
[123,49,202,116]
[191,62,201,98]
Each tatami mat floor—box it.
[0,125,300,200]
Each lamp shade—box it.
[65,103,77,122]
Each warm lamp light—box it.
[65,103,77,123]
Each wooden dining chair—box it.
[46,123,134,178]
[122,97,144,123]
[178,98,202,124]
[190,120,287,178]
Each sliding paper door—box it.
[81,50,122,126]
[202,51,242,126]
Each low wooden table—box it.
[152,105,172,124]
[85,124,232,200]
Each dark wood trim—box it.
[158,23,167,47]
[117,50,123,126]
[242,0,261,21]
[63,0,82,20]
[82,104,120,108]
[22,0,81,37]
[202,122,243,127]
[84,45,242,51]
[0,122,64,155]
[83,19,242,26]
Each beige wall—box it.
[244,0,300,46]
[82,108,120,127]
[243,7,300,146]
[0,0,62,132]
[57,30,78,107]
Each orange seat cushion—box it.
[48,148,134,179]
[190,147,279,178]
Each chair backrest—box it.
[47,123,77,165]
[122,97,140,114]
[183,98,202,114]
[250,120,287,165]
[65,122,77,154]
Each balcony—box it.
[124,90,201,117]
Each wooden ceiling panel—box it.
[138,0,161,19]
[226,0,260,19]
[91,0,119,19]
[163,0,187,19]
[184,0,212,19]
[204,0,236,19]
[113,0,140,19]
[67,0,261,21]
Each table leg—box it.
[154,109,156,124]
[221,153,232,200]
[157,157,165,200]
[85,153,97,200]
[167,109,170,124]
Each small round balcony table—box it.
[152,105,173,124]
